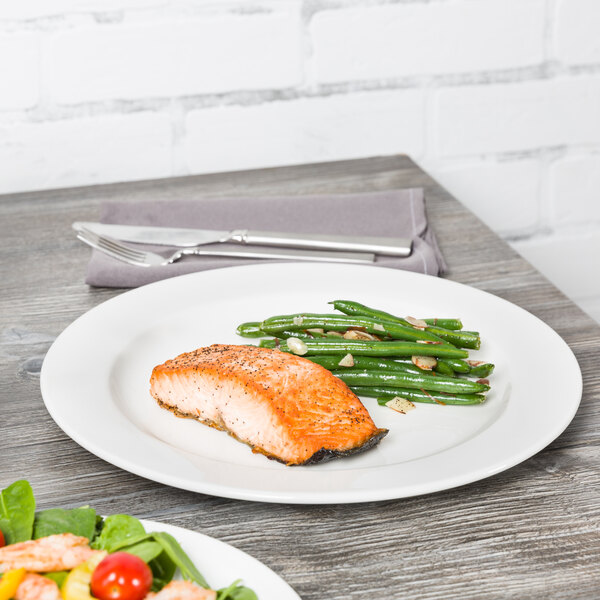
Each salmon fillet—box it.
[150,344,387,465]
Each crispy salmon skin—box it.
[150,344,387,465]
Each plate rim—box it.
[137,517,301,598]
[40,263,583,504]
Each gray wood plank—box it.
[1,155,598,599]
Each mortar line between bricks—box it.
[426,145,600,168]
[506,220,600,243]
[3,61,600,123]
[0,0,454,29]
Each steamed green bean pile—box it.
[236,300,494,412]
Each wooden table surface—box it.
[1,156,599,599]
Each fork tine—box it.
[76,227,149,266]
[77,227,142,259]
[77,232,140,265]
[95,235,146,261]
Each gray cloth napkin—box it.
[85,188,446,288]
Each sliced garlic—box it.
[287,337,308,355]
[343,330,378,341]
[405,316,428,329]
[337,353,355,367]
[325,330,344,338]
[373,323,385,332]
[305,328,324,335]
[292,315,304,326]
[386,397,416,414]
[467,360,484,367]
[412,355,437,370]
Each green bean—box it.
[236,321,267,338]
[437,358,470,374]
[350,386,486,406]
[306,355,425,375]
[272,330,314,340]
[465,361,495,378]
[237,322,339,340]
[331,369,489,394]
[330,300,480,349]
[423,318,463,330]
[421,325,480,350]
[258,338,469,359]
[434,360,455,377]
[260,313,446,344]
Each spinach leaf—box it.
[33,507,97,540]
[92,514,146,551]
[228,587,258,600]
[109,533,153,551]
[151,531,210,589]
[0,480,35,544]
[217,580,258,600]
[118,540,164,563]
[148,550,177,591]
[44,572,69,588]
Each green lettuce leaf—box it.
[33,507,97,540]
[0,480,35,544]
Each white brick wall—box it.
[311,0,545,83]
[0,1,165,20]
[550,154,600,226]
[555,0,600,65]
[435,76,600,156]
[0,33,40,110]
[0,0,599,323]
[184,90,425,173]
[0,113,172,193]
[48,11,304,103]
[428,160,542,236]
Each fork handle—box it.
[182,245,375,264]
[229,230,412,257]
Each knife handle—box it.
[230,230,412,257]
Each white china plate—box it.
[139,518,300,598]
[41,263,582,504]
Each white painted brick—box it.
[183,90,425,173]
[555,0,600,66]
[435,76,600,156]
[428,159,541,235]
[48,11,303,103]
[0,33,39,110]
[311,0,545,84]
[0,112,171,194]
[0,1,164,20]
[512,230,600,307]
[550,154,600,226]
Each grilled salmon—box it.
[150,344,387,465]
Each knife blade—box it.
[72,222,413,257]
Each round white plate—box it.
[41,263,582,504]
[138,518,299,598]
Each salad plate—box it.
[138,519,299,598]
[40,263,582,503]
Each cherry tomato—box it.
[0,529,5,548]
[90,552,152,600]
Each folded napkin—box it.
[85,188,446,288]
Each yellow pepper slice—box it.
[0,568,26,600]
[61,552,107,600]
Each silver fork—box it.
[75,226,376,266]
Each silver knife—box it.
[72,221,413,257]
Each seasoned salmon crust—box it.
[150,344,387,465]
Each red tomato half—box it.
[90,552,152,600]
[0,530,5,548]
